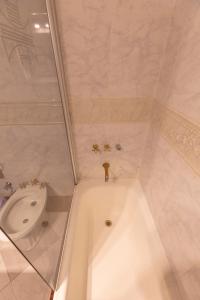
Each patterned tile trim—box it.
[0,104,64,125]
[70,97,154,123]
[154,104,200,176]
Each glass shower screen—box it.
[0,0,75,289]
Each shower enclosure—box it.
[0,0,76,292]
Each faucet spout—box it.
[102,162,110,182]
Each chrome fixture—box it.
[4,182,14,196]
[102,162,110,182]
[115,144,122,151]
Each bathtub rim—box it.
[54,185,79,300]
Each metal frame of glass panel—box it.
[46,0,78,185]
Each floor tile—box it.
[11,265,51,300]
[0,284,16,300]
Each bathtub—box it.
[54,179,172,300]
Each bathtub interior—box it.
[58,180,172,300]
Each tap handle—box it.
[4,182,13,191]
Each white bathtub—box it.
[54,179,172,300]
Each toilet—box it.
[0,182,47,251]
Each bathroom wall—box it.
[0,229,52,300]
[0,0,74,196]
[55,0,175,179]
[140,0,200,298]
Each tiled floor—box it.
[0,212,68,290]
[0,230,51,300]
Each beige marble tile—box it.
[46,196,71,212]
[140,132,200,274]
[11,265,51,300]
[22,220,59,263]
[153,104,200,176]
[0,124,74,196]
[33,239,63,288]
[139,6,200,296]
[74,122,149,179]
[0,244,29,282]
[178,268,200,300]
[0,0,61,105]
[54,0,176,182]
[55,0,174,99]
[0,103,64,125]
[157,0,200,124]
[70,97,153,124]
[0,230,29,282]
[0,255,10,291]
[47,212,68,238]
[0,284,16,300]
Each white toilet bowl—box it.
[0,183,47,250]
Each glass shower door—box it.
[0,0,75,290]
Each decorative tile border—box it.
[154,104,200,176]
[0,103,64,125]
[70,97,154,123]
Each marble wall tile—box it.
[69,97,153,178]
[0,103,64,125]
[140,131,200,274]
[74,123,149,179]
[0,0,73,294]
[140,1,200,297]
[178,268,200,300]
[55,0,174,99]
[55,0,176,178]
[70,97,153,124]
[0,0,61,105]
[157,0,200,124]
[0,125,74,196]
[0,0,74,195]
[153,104,200,176]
